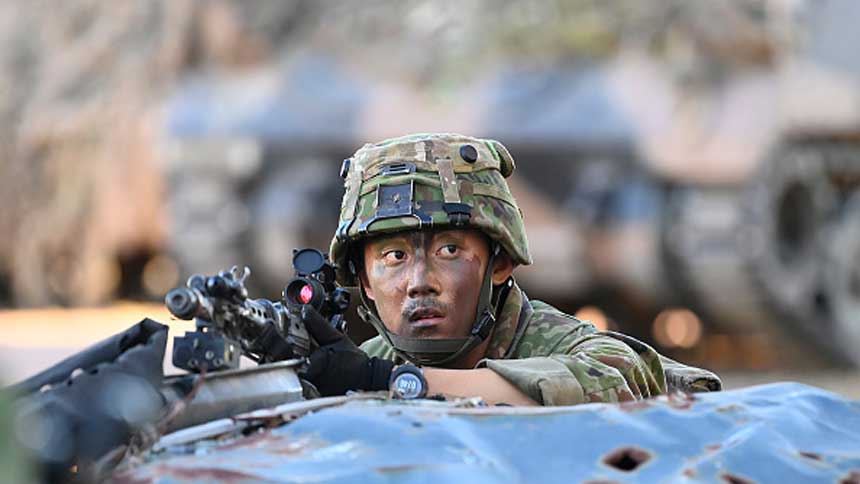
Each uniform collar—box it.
[483,281,531,360]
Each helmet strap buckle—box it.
[471,310,495,339]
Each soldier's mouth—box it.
[407,307,445,327]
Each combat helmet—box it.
[330,133,531,365]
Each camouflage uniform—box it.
[361,283,669,405]
[332,133,720,405]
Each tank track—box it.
[661,141,860,366]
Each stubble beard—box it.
[399,297,452,338]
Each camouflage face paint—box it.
[362,229,489,340]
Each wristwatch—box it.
[388,363,428,400]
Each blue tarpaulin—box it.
[112,383,860,483]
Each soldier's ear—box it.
[491,251,514,285]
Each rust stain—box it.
[720,472,756,484]
[215,431,274,451]
[705,444,723,453]
[798,450,823,461]
[716,404,744,413]
[683,467,697,478]
[619,399,654,413]
[375,464,432,474]
[108,472,152,484]
[150,464,260,483]
[215,432,318,457]
[840,470,860,484]
[269,441,316,456]
[666,391,697,411]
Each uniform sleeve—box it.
[359,336,398,361]
[480,332,667,406]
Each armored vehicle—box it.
[505,0,860,366]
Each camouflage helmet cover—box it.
[330,133,532,285]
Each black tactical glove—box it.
[300,306,394,396]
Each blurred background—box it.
[0,0,858,396]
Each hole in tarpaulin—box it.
[721,472,756,484]
[798,451,822,461]
[602,446,651,472]
[840,470,860,484]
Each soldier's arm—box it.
[422,367,539,406]
[363,332,667,406]
[363,337,538,405]
[480,333,668,405]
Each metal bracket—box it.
[443,202,472,226]
[377,183,414,218]
[381,162,416,177]
[358,181,433,233]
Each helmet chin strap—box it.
[357,245,505,367]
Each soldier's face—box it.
[361,229,511,340]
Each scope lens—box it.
[299,284,314,304]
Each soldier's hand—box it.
[300,306,394,396]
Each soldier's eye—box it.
[383,250,406,263]
[438,244,458,256]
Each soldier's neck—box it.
[442,332,493,369]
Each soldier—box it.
[302,133,720,405]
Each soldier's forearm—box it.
[422,367,539,406]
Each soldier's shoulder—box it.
[526,300,596,335]
[513,300,597,357]
[528,300,584,326]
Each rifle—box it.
[9,250,351,480]
[165,248,351,372]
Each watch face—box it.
[393,373,424,399]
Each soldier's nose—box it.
[406,261,439,298]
